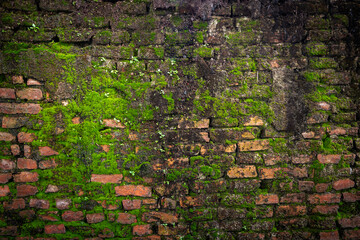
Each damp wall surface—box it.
[0,0,360,239]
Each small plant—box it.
[28,23,39,32]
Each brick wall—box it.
[0,0,359,239]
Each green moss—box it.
[303,71,321,82]
[193,21,208,30]
[171,15,183,27]
[154,47,164,58]
[309,58,337,69]
[306,43,328,56]
[194,46,213,58]
[195,32,204,44]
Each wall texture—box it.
[0,0,359,239]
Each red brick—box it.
[40,215,59,222]
[103,119,125,128]
[86,213,105,224]
[39,146,58,156]
[0,185,10,197]
[2,117,28,128]
[244,116,264,126]
[115,185,152,197]
[312,205,339,215]
[133,225,152,236]
[30,199,50,209]
[142,212,178,224]
[292,155,312,164]
[317,154,341,164]
[12,76,24,84]
[316,183,330,193]
[0,88,15,99]
[299,181,315,191]
[44,224,66,234]
[166,157,189,169]
[3,198,25,210]
[39,159,57,169]
[344,229,360,240]
[24,145,31,158]
[19,209,36,220]
[91,174,123,184]
[133,236,161,240]
[259,168,288,179]
[17,158,37,170]
[122,199,142,210]
[17,184,38,197]
[280,193,306,203]
[291,167,308,178]
[14,172,39,182]
[329,127,347,136]
[320,231,339,240]
[317,101,331,111]
[338,216,360,228]
[333,179,355,190]
[11,145,20,156]
[343,192,360,202]
[27,79,42,86]
[161,198,176,209]
[0,226,18,236]
[0,159,16,170]
[180,196,203,207]
[276,205,307,217]
[62,211,84,222]
[117,213,137,224]
[0,132,16,142]
[0,173,12,183]
[0,103,41,114]
[16,88,43,100]
[227,165,257,178]
[308,193,341,204]
[17,132,35,143]
[56,199,71,210]
[238,139,269,151]
[256,194,279,205]
[301,131,316,139]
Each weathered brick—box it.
[30,199,49,209]
[243,116,264,126]
[39,146,58,156]
[46,184,59,193]
[19,209,36,220]
[338,216,360,228]
[316,183,330,193]
[14,172,39,182]
[0,173,12,183]
[292,155,312,164]
[259,168,288,179]
[0,132,16,142]
[0,88,16,99]
[17,184,38,197]
[133,224,152,236]
[39,159,57,169]
[299,181,314,191]
[2,117,29,128]
[344,229,360,240]
[27,79,42,86]
[178,118,209,129]
[166,157,189,168]
[133,236,161,240]
[238,140,269,151]
[276,205,307,217]
[122,199,141,210]
[117,213,137,224]
[142,212,178,224]
[0,185,10,197]
[16,88,43,100]
[86,213,105,224]
[17,132,35,143]
[11,145,20,156]
[44,224,66,234]
[161,198,177,209]
[12,76,24,84]
[91,174,123,184]
[0,159,16,170]
[56,199,71,210]
[62,211,84,222]
[3,198,26,210]
[0,226,18,236]
[256,194,279,205]
[332,178,355,190]
[227,165,257,178]
[115,185,151,197]
[317,154,341,164]
[103,119,125,128]
[24,145,31,158]
[180,196,204,207]
[312,205,339,215]
[17,158,37,170]
[320,231,339,240]
[343,192,360,202]
[308,193,341,204]
[280,193,306,203]
[0,103,41,114]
